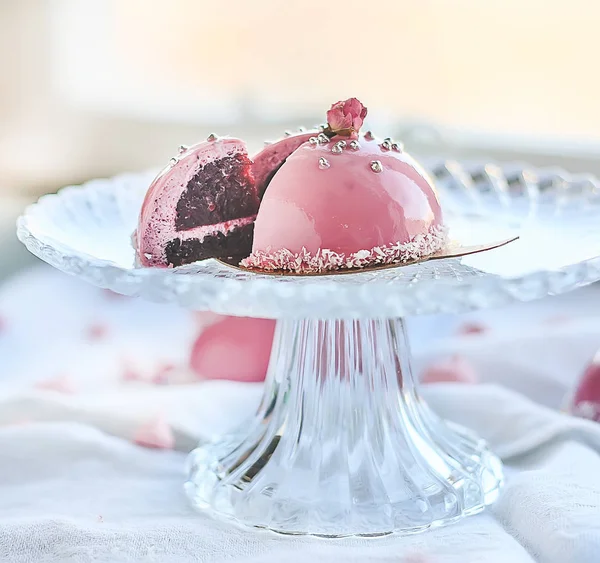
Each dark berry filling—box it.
[165,222,254,267]
[175,153,258,231]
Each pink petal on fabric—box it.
[152,363,177,385]
[570,356,600,422]
[133,415,175,449]
[544,314,571,325]
[6,418,32,427]
[102,289,128,300]
[120,359,143,382]
[190,317,276,382]
[35,374,77,394]
[86,322,109,341]
[403,553,435,563]
[122,370,141,382]
[421,355,478,385]
[457,321,488,335]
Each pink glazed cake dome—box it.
[241,99,447,273]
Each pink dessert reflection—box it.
[190,317,276,383]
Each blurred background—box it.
[2,0,600,279]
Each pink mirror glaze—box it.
[243,133,445,272]
[137,137,252,267]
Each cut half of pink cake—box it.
[137,132,317,268]
[137,136,259,267]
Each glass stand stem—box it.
[186,318,503,537]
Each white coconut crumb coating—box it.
[241,225,448,273]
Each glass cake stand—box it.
[17,159,600,537]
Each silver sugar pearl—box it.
[336,140,347,148]
[298,126,307,132]
[384,137,392,142]
[207,133,217,142]
[308,136,319,145]
[317,133,330,144]
[264,140,273,146]
[364,131,375,141]
[178,144,188,153]
[169,157,179,165]
[284,130,292,137]
[319,157,330,169]
[381,140,392,151]
[331,144,343,154]
[318,123,327,132]
[370,160,383,173]
[391,142,403,152]
[349,140,360,151]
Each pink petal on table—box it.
[102,289,128,300]
[120,359,143,382]
[190,317,276,382]
[421,355,478,385]
[5,418,32,427]
[152,363,177,385]
[570,355,600,422]
[133,415,175,449]
[86,322,109,341]
[544,314,571,325]
[403,554,434,563]
[35,374,77,394]
[457,321,488,335]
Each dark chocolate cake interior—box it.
[167,152,258,267]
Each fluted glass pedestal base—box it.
[186,318,503,537]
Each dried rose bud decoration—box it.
[324,98,368,138]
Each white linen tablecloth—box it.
[1,266,600,563]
